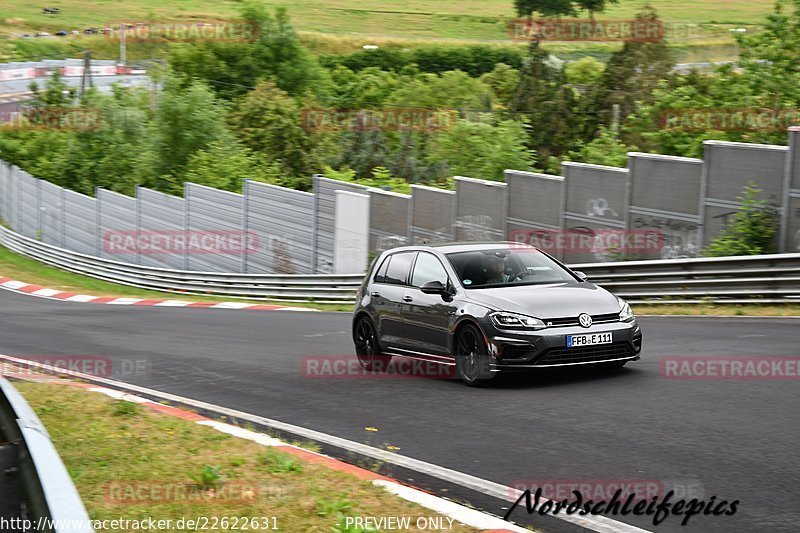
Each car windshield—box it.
[445,248,578,289]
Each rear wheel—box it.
[455,324,495,386]
[354,316,391,372]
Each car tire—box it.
[354,316,391,372]
[455,324,495,386]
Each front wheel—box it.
[455,324,496,386]
[354,316,391,372]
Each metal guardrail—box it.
[0,226,362,303]
[0,376,94,533]
[3,226,800,304]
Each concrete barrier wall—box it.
[627,153,704,260]
[4,129,800,273]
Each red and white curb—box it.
[0,276,316,311]
[1,361,522,533]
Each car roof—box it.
[383,242,537,254]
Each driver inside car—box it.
[486,254,509,285]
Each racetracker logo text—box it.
[300,108,458,132]
[103,230,259,255]
[661,356,800,380]
[302,356,456,379]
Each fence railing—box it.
[1,226,362,303]
[0,375,94,532]
[4,225,800,304]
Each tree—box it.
[229,80,322,188]
[151,77,233,189]
[510,44,587,164]
[427,118,535,181]
[183,140,283,192]
[562,126,636,169]
[514,0,617,17]
[168,5,332,100]
[591,6,675,127]
[565,56,605,86]
[704,183,779,256]
[480,63,520,106]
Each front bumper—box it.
[485,319,642,371]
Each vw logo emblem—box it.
[578,313,593,328]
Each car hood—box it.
[464,282,620,318]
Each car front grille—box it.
[544,312,620,328]
[535,342,634,366]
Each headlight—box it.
[618,298,634,322]
[489,312,545,330]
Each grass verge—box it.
[14,380,479,532]
[0,244,354,312]
[632,304,800,317]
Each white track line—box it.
[0,353,651,533]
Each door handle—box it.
[402,295,413,302]
[371,291,381,298]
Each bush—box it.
[704,183,779,257]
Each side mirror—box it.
[420,280,447,294]
[574,270,588,282]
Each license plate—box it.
[567,332,612,348]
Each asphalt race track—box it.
[1,289,798,532]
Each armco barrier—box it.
[0,376,94,532]
[3,226,800,304]
[0,226,362,303]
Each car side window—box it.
[384,252,416,285]
[411,253,449,288]
[373,255,391,283]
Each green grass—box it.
[15,380,480,532]
[0,0,776,62]
[0,243,354,312]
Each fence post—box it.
[183,182,190,271]
[59,187,66,248]
[311,174,321,274]
[95,186,102,256]
[135,185,142,265]
[242,179,250,274]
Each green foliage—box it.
[168,5,332,100]
[565,56,605,86]
[480,63,520,106]
[316,495,352,516]
[183,140,284,192]
[324,166,413,194]
[704,183,779,257]
[319,45,525,78]
[190,465,224,490]
[427,118,535,180]
[229,80,321,189]
[257,450,303,473]
[388,70,493,111]
[514,0,618,17]
[112,401,142,417]
[151,77,232,188]
[562,126,635,168]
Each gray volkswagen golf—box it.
[351,242,642,385]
